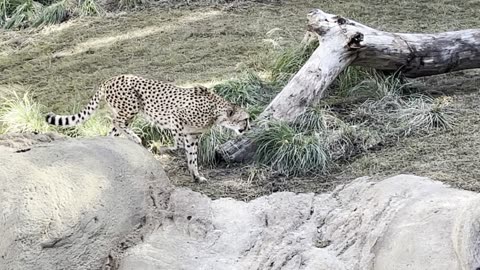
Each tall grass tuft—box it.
[294,106,326,132]
[1,0,103,29]
[33,0,69,27]
[398,95,453,136]
[72,110,111,137]
[330,67,373,96]
[213,71,278,108]
[349,71,411,99]
[77,0,102,15]
[198,126,234,166]
[130,116,173,147]
[270,39,318,85]
[252,121,330,176]
[3,0,42,29]
[0,91,51,133]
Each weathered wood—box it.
[307,9,480,77]
[219,9,480,163]
[261,27,363,122]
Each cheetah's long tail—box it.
[45,88,104,127]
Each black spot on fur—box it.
[65,117,69,126]
[58,117,63,126]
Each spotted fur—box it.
[46,74,250,182]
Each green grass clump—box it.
[270,39,318,85]
[354,93,453,139]
[330,67,373,97]
[0,0,102,29]
[349,71,411,99]
[246,105,265,121]
[398,96,453,136]
[130,116,173,147]
[198,126,234,166]
[213,71,278,108]
[32,0,69,27]
[0,90,51,133]
[2,0,42,29]
[71,110,111,137]
[295,106,330,132]
[77,0,102,15]
[252,121,329,176]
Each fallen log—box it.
[219,9,480,163]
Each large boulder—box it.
[0,135,172,270]
[120,175,480,270]
[1,134,479,270]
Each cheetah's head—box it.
[217,105,250,135]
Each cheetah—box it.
[45,74,250,182]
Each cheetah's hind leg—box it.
[158,132,184,154]
[112,116,142,145]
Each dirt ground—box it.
[1,0,479,200]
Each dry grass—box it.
[1,0,479,200]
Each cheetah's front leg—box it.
[184,133,207,183]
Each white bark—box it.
[219,9,480,162]
[307,9,480,77]
[261,27,362,122]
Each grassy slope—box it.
[1,0,478,111]
[0,0,479,199]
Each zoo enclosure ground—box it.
[0,0,479,200]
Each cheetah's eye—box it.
[227,109,234,117]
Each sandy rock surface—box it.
[121,175,480,270]
[0,135,172,270]
[1,134,479,270]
